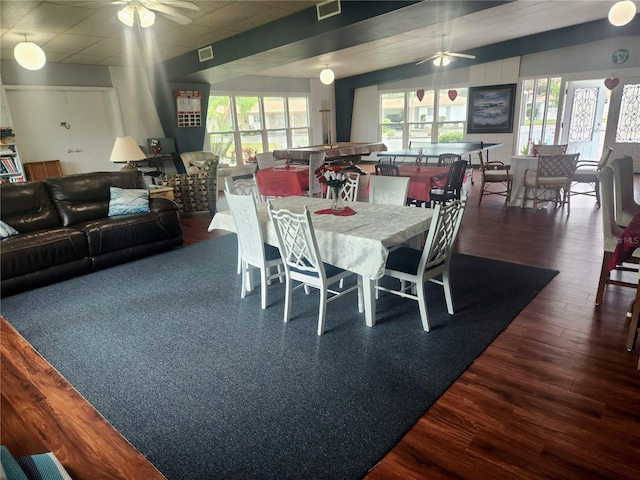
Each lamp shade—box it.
[117,5,135,26]
[138,6,156,28]
[110,136,146,163]
[319,67,335,85]
[608,1,636,26]
[433,55,451,67]
[14,41,46,70]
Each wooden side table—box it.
[148,186,174,201]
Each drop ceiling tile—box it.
[43,33,102,54]
[12,2,96,34]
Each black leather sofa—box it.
[0,170,183,297]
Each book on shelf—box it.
[1,156,17,173]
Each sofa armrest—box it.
[149,197,179,213]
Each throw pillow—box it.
[1,446,28,480]
[0,220,19,239]
[108,187,150,216]
[16,452,73,480]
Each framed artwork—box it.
[467,84,517,134]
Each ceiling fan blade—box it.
[142,0,200,12]
[416,54,439,66]
[448,52,476,59]
[147,4,193,24]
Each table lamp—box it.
[109,136,146,171]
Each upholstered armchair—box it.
[161,152,219,215]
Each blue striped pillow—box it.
[0,220,19,239]
[108,187,150,216]
[16,452,73,480]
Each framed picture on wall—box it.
[467,84,516,134]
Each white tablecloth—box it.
[209,196,434,280]
[209,196,434,327]
[508,155,538,207]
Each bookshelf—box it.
[0,127,25,183]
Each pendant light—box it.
[319,65,335,85]
[608,1,637,26]
[13,35,46,71]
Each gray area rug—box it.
[1,233,557,479]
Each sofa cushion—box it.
[108,187,150,216]
[0,181,62,233]
[45,171,146,227]
[0,220,19,238]
[78,212,182,257]
[1,228,89,279]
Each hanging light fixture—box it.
[118,4,156,28]
[319,65,335,85]
[13,35,46,70]
[608,1,637,26]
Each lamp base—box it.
[119,162,140,172]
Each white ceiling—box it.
[0,1,628,82]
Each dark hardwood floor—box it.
[2,167,639,479]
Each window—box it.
[380,88,468,149]
[616,84,640,143]
[517,77,561,154]
[207,94,310,166]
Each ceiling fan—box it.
[415,35,476,67]
[112,0,200,27]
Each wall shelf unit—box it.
[0,127,25,183]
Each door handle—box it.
[66,149,81,153]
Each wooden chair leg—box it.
[626,283,640,351]
[596,252,611,305]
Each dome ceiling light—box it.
[13,35,46,70]
[319,65,335,85]
[608,1,637,26]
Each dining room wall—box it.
[348,35,639,163]
[350,57,520,164]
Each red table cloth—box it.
[256,165,309,197]
[609,213,640,270]
[398,165,450,202]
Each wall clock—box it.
[612,48,629,65]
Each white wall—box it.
[109,66,165,151]
[350,58,520,164]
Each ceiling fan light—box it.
[138,7,156,28]
[441,56,451,66]
[608,1,636,26]
[432,56,442,67]
[14,41,47,70]
[117,5,135,27]
[320,67,335,85]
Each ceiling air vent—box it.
[198,46,214,62]
[317,0,341,20]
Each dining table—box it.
[255,165,309,197]
[208,196,434,328]
[398,165,451,203]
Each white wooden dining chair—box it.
[267,202,362,335]
[224,190,284,309]
[595,166,640,306]
[375,195,467,331]
[308,152,326,197]
[369,175,410,206]
[326,172,360,201]
[224,176,262,274]
[610,155,640,227]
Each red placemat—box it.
[314,206,357,216]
